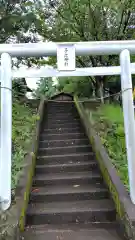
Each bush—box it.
[89,104,129,189]
[0,85,38,189]
[11,99,38,189]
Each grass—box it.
[11,99,39,189]
[88,104,129,190]
[0,87,39,189]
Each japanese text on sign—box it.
[57,44,76,71]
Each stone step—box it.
[47,113,79,118]
[26,199,116,225]
[43,121,81,129]
[33,171,102,186]
[24,222,120,232]
[22,225,122,240]
[47,103,74,107]
[40,132,86,141]
[35,161,98,173]
[39,138,89,148]
[44,118,80,124]
[36,152,95,164]
[46,109,78,114]
[43,127,84,134]
[30,184,109,203]
[38,145,92,156]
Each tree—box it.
[33,77,57,99]
[57,76,93,97]
[0,0,39,43]
[12,78,32,100]
[34,0,135,101]
[1,0,135,101]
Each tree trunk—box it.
[99,80,104,104]
[95,76,104,104]
[104,88,110,104]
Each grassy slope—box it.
[12,99,38,189]
[88,104,128,189]
[0,87,38,189]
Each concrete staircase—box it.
[22,102,126,240]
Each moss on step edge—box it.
[19,152,36,232]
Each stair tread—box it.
[36,161,97,168]
[24,222,119,232]
[38,144,91,151]
[43,123,81,128]
[47,114,79,117]
[27,199,115,215]
[43,122,81,126]
[44,126,81,130]
[45,118,80,121]
[40,132,86,141]
[31,184,107,195]
[43,127,83,132]
[39,138,88,143]
[37,152,94,159]
[22,227,122,240]
[34,171,100,181]
[41,132,85,136]
[38,145,92,156]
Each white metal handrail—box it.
[0,42,135,211]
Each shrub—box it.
[89,104,129,189]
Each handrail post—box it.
[120,49,135,204]
[0,53,12,210]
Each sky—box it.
[18,65,58,91]
[26,77,39,90]
[17,65,39,90]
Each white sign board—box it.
[57,44,76,71]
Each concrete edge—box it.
[74,95,135,240]
[0,99,45,240]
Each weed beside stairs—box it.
[87,104,129,190]
[12,99,39,190]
